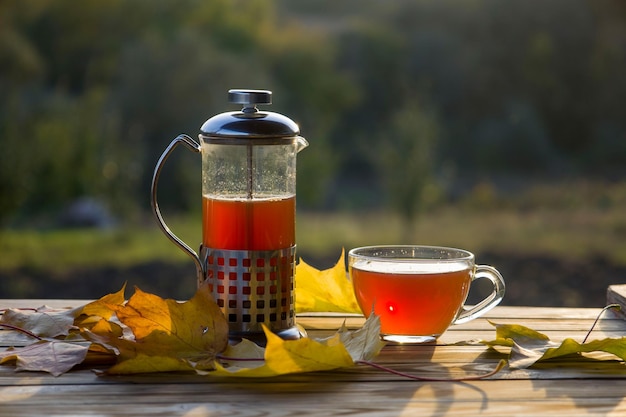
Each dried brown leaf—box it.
[0,340,88,376]
[1,306,79,338]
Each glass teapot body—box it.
[151,90,307,342]
[201,137,304,252]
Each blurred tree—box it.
[375,101,439,239]
[0,0,146,224]
[332,20,409,205]
[0,1,47,225]
[469,100,559,174]
[266,26,359,207]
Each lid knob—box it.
[228,89,272,113]
[200,89,299,138]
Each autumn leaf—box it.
[106,352,198,374]
[210,313,384,377]
[0,305,79,338]
[485,322,626,368]
[84,283,229,374]
[295,249,362,314]
[77,284,126,321]
[218,338,266,370]
[0,285,127,341]
[72,285,127,333]
[335,313,386,362]
[0,340,88,376]
[89,317,124,338]
[210,326,355,377]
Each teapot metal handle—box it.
[150,134,204,283]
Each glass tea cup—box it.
[348,245,505,343]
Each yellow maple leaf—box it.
[210,313,384,378]
[79,283,127,320]
[84,283,229,374]
[107,353,197,374]
[74,284,127,331]
[209,325,355,377]
[295,249,362,314]
[89,317,124,338]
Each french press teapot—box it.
[151,89,308,342]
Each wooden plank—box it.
[299,305,614,321]
[1,379,626,417]
[2,303,626,417]
[0,299,91,310]
[296,317,626,347]
[1,301,614,320]
[607,284,626,319]
[2,326,621,352]
[2,339,625,386]
[0,399,623,417]
[297,315,626,332]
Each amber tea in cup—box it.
[349,245,505,343]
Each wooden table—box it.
[2,300,626,416]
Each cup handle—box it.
[454,265,506,324]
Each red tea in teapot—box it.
[202,194,295,251]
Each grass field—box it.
[5,179,625,269]
[2,202,625,271]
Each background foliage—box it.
[1,0,626,306]
[1,0,625,227]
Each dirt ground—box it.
[1,251,625,308]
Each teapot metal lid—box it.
[200,89,300,143]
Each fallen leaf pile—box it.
[0,281,383,377]
[82,284,229,374]
[0,254,387,377]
